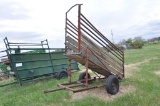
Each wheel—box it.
[79,71,91,80]
[56,70,68,80]
[105,75,119,95]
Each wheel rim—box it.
[60,73,66,79]
[112,80,118,92]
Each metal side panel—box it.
[10,52,79,80]
[17,67,54,79]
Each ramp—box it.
[43,4,124,95]
[65,4,124,79]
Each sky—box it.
[0,0,160,50]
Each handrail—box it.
[65,4,83,53]
[66,4,83,14]
[80,22,123,60]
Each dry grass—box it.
[71,85,135,101]
[125,58,157,78]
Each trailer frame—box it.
[44,4,124,95]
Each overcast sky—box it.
[0,0,160,50]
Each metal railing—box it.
[65,4,124,78]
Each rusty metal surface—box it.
[78,5,82,52]
[43,77,106,93]
[85,47,89,86]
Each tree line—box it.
[118,36,160,49]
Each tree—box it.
[126,38,133,44]
[132,36,145,48]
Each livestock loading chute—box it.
[44,4,124,95]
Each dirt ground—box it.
[155,71,160,76]
[71,85,135,101]
[125,58,156,78]
[0,74,9,81]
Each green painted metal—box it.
[0,37,79,86]
[10,52,78,79]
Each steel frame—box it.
[44,78,106,93]
[44,47,106,93]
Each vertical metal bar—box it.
[122,52,125,78]
[85,47,88,86]
[68,59,72,83]
[41,40,44,49]
[78,5,81,52]
[65,13,67,54]
[46,39,54,73]
[4,37,21,85]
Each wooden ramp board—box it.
[66,36,123,71]
[66,48,123,78]
[66,54,111,77]
[65,34,124,78]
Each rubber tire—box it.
[56,70,68,80]
[79,72,91,80]
[105,75,119,95]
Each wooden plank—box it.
[67,42,123,77]
[81,33,123,66]
[66,37,123,73]
[66,36,123,70]
[83,49,123,77]
[68,55,97,67]
[65,47,111,76]
[66,42,78,53]
[66,40,123,78]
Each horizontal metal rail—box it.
[11,57,68,63]
[80,15,123,61]
[0,55,8,58]
[80,14,123,54]
[80,27,123,62]
[0,81,17,87]
[8,43,48,45]
[0,50,7,53]
[80,19,122,58]
[8,44,44,46]
[16,62,77,72]
[7,48,64,50]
